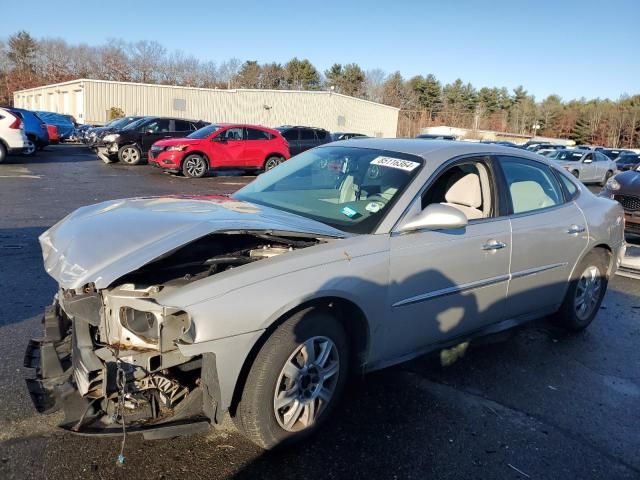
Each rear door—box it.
[244,127,272,168]
[298,128,317,153]
[581,152,597,182]
[281,128,301,155]
[497,155,587,319]
[174,120,196,139]
[140,118,172,151]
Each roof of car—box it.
[323,138,559,161]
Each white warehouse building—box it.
[13,79,399,137]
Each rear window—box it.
[246,128,273,140]
[315,130,329,140]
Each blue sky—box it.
[3,0,639,101]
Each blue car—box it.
[6,107,49,155]
[35,111,76,141]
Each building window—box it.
[174,98,186,111]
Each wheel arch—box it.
[228,295,370,418]
[264,152,286,163]
[571,244,614,280]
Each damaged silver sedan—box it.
[25,139,626,448]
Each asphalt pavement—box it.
[0,145,639,480]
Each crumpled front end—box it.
[24,288,218,439]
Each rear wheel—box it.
[600,170,613,186]
[554,249,609,331]
[264,156,283,171]
[23,138,36,156]
[182,154,208,178]
[118,145,142,165]
[234,308,348,449]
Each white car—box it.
[0,107,27,162]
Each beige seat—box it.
[441,173,483,220]
[510,181,556,213]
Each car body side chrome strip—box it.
[393,262,568,308]
[392,274,510,308]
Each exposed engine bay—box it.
[24,231,322,438]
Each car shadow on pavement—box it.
[5,145,96,164]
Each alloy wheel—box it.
[265,157,281,171]
[184,157,206,177]
[273,336,340,432]
[24,139,36,155]
[121,147,139,164]
[574,265,602,321]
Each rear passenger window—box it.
[300,129,315,140]
[556,171,579,199]
[246,128,272,140]
[174,120,193,131]
[282,130,298,141]
[499,157,564,214]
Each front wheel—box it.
[264,156,283,171]
[554,250,609,331]
[182,154,208,178]
[118,145,142,165]
[234,308,348,449]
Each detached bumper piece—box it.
[24,303,219,440]
[24,304,72,414]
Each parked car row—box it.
[79,114,370,178]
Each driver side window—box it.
[221,127,244,141]
[421,159,494,221]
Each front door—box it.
[385,158,511,361]
[211,127,245,168]
[497,155,588,318]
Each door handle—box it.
[566,224,586,235]
[482,240,507,251]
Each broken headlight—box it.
[120,307,159,341]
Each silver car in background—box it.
[25,140,625,449]
[550,149,618,185]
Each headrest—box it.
[445,173,482,208]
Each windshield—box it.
[618,155,640,164]
[553,150,585,161]
[233,146,423,234]
[188,124,223,139]
[122,118,149,131]
[109,117,135,129]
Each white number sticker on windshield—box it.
[370,156,420,172]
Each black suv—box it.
[87,116,146,148]
[275,126,331,156]
[97,117,210,164]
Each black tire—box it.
[182,154,208,178]
[600,170,613,187]
[571,170,580,179]
[234,307,349,449]
[263,156,283,171]
[0,142,6,163]
[118,144,142,165]
[23,138,37,156]
[553,249,609,331]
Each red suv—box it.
[149,124,290,178]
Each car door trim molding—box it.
[392,273,511,308]
[392,262,567,308]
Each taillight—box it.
[9,116,22,129]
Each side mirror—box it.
[144,129,154,135]
[397,204,468,233]
[583,158,593,164]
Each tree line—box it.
[1,31,638,147]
